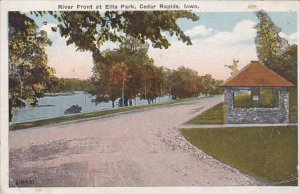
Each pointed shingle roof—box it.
[222,61,294,87]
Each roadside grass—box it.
[187,103,225,124]
[187,88,297,124]
[180,126,298,185]
[10,96,206,131]
[182,88,298,185]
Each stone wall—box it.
[224,87,289,124]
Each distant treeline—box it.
[47,78,94,93]
[89,37,223,108]
[45,37,224,108]
[47,70,223,99]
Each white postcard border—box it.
[1,1,299,194]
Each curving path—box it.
[9,96,259,187]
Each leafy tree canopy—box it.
[9,12,55,106]
[9,10,200,119]
[255,10,289,67]
[91,36,158,107]
[34,11,199,54]
[9,12,57,121]
[255,10,297,85]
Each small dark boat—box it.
[64,105,82,114]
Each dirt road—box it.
[9,96,259,186]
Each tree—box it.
[45,76,60,93]
[9,10,199,119]
[275,44,297,85]
[255,10,289,67]
[108,62,129,107]
[168,66,199,99]
[90,52,114,105]
[91,50,129,107]
[46,11,199,52]
[118,36,153,105]
[255,10,297,85]
[198,74,214,96]
[91,37,155,107]
[162,67,173,96]
[9,12,55,121]
[198,75,223,95]
[56,78,93,92]
[140,64,165,104]
[166,67,223,99]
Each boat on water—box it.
[64,105,82,114]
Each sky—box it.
[31,11,298,81]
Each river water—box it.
[12,92,173,123]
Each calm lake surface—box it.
[12,92,173,123]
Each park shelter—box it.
[222,60,294,124]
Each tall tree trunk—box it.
[122,78,125,108]
[9,99,13,122]
[129,99,132,106]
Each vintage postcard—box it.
[0,1,299,194]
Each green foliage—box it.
[273,44,298,85]
[198,74,223,95]
[92,43,223,106]
[181,126,298,185]
[187,103,225,124]
[255,10,297,85]
[9,11,221,118]
[168,68,223,99]
[91,37,165,106]
[57,78,94,93]
[255,10,288,67]
[10,10,199,114]
[139,65,165,102]
[34,11,199,52]
[90,36,223,107]
[9,12,57,121]
[168,66,199,99]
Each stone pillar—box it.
[280,88,289,123]
[224,88,234,123]
[273,88,279,107]
[251,87,260,107]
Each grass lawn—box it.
[181,126,298,185]
[187,103,225,124]
[188,88,297,124]
[10,96,204,131]
[183,88,298,185]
